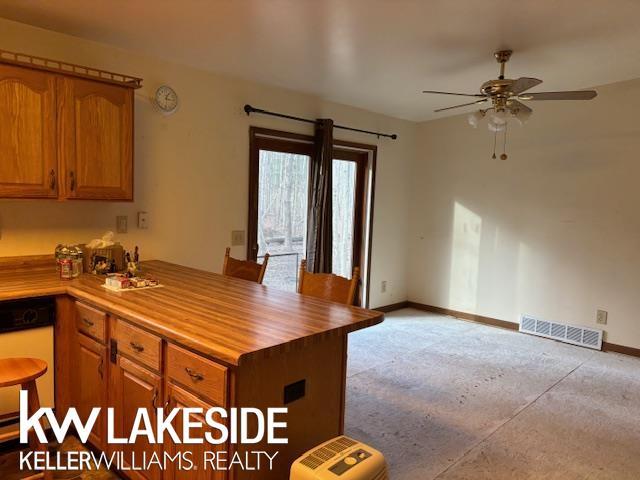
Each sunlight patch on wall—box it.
[449,201,482,311]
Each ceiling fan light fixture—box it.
[467,110,485,128]
[513,107,532,124]
[488,110,508,124]
[487,120,506,133]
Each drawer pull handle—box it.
[82,318,94,327]
[151,388,159,408]
[185,367,204,382]
[98,357,104,379]
[49,169,56,190]
[130,341,145,353]
[69,171,76,192]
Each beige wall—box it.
[4,18,638,348]
[409,78,640,349]
[0,18,414,308]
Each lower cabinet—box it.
[164,384,226,480]
[110,323,162,480]
[69,307,229,480]
[75,331,107,450]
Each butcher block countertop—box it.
[0,257,383,367]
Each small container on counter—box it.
[70,245,83,278]
[59,258,73,280]
[55,244,84,279]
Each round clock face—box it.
[155,85,178,114]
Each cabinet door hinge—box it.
[110,339,118,364]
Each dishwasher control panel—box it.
[0,297,55,334]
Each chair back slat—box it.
[223,248,269,284]
[297,259,360,305]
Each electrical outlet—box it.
[116,215,128,234]
[381,280,387,293]
[231,230,245,246]
[596,309,608,325]
[137,212,149,229]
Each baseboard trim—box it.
[374,301,409,313]
[407,302,519,331]
[602,342,640,358]
[373,301,640,359]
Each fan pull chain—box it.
[492,130,497,159]
[500,123,508,160]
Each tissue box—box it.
[81,243,125,273]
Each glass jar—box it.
[70,245,83,278]
[54,244,65,274]
[57,245,73,279]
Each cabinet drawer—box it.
[112,320,161,372]
[75,302,106,342]
[167,344,227,406]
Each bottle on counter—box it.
[59,245,73,280]
[70,245,83,278]
[55,244,65,274]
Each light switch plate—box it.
[596,309,608,325]
[231,230,245,246]
[116,215,128,234]
[138,211,149,229]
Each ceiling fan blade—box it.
[508,99,532,114]
[434,99,487,113]
[518,90,597,101]
[423,90,485,98]
[510,77,542,94]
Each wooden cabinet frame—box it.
[55,296,351,480]
[0,61,136,201]
[0,64,58,198]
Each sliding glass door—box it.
[332,149,367,280]
[248,128,374,305]
[257,149,311,291]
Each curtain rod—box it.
[244,104,397,140]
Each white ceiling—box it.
[1,0,639,121]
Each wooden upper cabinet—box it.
[58,76,134,200]
[0,64,58,198]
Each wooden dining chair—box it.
[297,259,360,305]
[222,247,270,284]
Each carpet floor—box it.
[345,308,640,479]
[2,308,638,479]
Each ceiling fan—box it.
[422,50,598,159]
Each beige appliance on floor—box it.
[290,436,388,480]
[0,297,55,443]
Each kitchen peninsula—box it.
[0,256,383,480]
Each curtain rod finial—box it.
[391,134,398,139]
[244,104,253,115]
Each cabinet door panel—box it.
[75,333,107,450]
[165,384,226,480]
[111,356,161,480]
[0,65,57,198]
[59,76,133,200]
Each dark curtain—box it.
[306,118,334,273]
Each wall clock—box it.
[154,85,178,115]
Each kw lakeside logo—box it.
[18,391,287,472]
